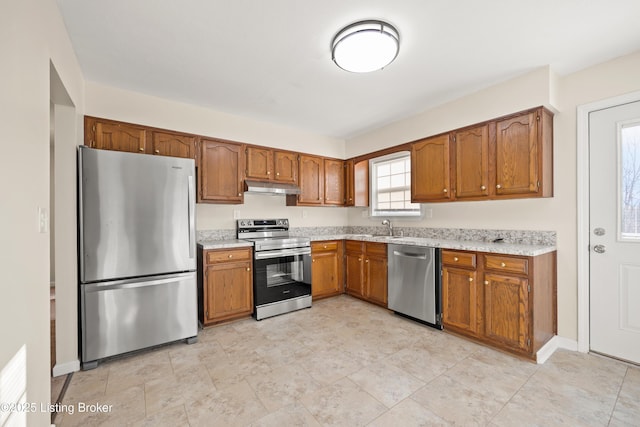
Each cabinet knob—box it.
[469,277,473,282]
[500,262,506,267]
[496,184,502,189]
[276,172,280,176]
[238,193,241,196]
[484,280,489,285]
[312,259,315,263]
[139,147,144,152]
[246,267,250,271]
[323,245,327,249]
[267,171,271,175]
[358,258,362,261]
[454,257,459,262]
[228,254,233,258]
[481,185,486,190]
[443,188,448,193]
[365,259,369,263]
[154,149,160,154]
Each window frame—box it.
[369,151,422,218]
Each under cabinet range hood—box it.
[244,179,301,195]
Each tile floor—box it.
[55,295,640,426]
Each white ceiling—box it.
[56,0,640,139]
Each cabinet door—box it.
[273,151,298,184]
[199,139,244,203]
[151,131,196,159]
[365,255,387,307]
[345,251,364,297]
[311,246,341,299]
[246,146,273,180]
[92,120,147,153]
[344,160,354,206]
[411,134,452,202]
[483,272,530,351]
[297,155,324,205]
[442,267,478,334]
[324,158,345,205]
[454,125,489,199]
[204,261,253,324]
[495,111,539,196]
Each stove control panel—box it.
[237,218,289,231]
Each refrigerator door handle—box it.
[188,175,195,259]
[83,273,194,293]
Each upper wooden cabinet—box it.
[199,138,244,204]
[85,116,147,153]
[411,134,453,202]
[453,124,490,199]
[288,155,346,206]
[411,107,553,203]
[245,146,298,184]
[495,109,553,197]
[345,159,369,207]
[151,131,197,159]
[324,159,345,205]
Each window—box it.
[369,151,421,217]
[621,121,640,240]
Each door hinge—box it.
[527,338,531,347]
[527,284,531,292]
[536,115,540,121]
[452,136,456,142]
[537,180,540,189]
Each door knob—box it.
[593,228,605,236]
[593,244,606,254]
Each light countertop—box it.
[198,235,555,256]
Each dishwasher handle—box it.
[393,250,428,259]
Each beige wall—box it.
[0,0,84,425]
[345,52,640,342]
[84,83,350,230]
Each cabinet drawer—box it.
[206,248,252,264]
[311,241,339,252]
[484,254,529,275]
[442,250,476,268]
[346,240,364,253]
[365,242,387,257]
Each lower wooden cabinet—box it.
[198,247,253,325]
[311,240,344,299]
[345,241,388,307]
[441,249,556,360]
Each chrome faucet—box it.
[382,219,393,236]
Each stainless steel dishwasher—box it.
[387,244,442,329]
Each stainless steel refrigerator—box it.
[78,146,197,369]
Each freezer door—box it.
[79,147,196,282]
[80,272,197,364]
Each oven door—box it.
[253,247,311,306]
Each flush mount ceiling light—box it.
[331,20,400,73]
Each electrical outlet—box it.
[38,207,49,233]
[424,208,433,219]
[302,209,308,219]
[361,209,369,218]
[233,210,240,219]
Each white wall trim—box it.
[576,90,640,354]
[536,335,579,364]
[52,359,80,377]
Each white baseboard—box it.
[536,336,579,364]
[52,359,80,377]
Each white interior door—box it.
[589,101,640,364]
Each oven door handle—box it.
[254,247,311,260]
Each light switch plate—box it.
[233,210,240,219]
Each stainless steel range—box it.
[237,219,311,320]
